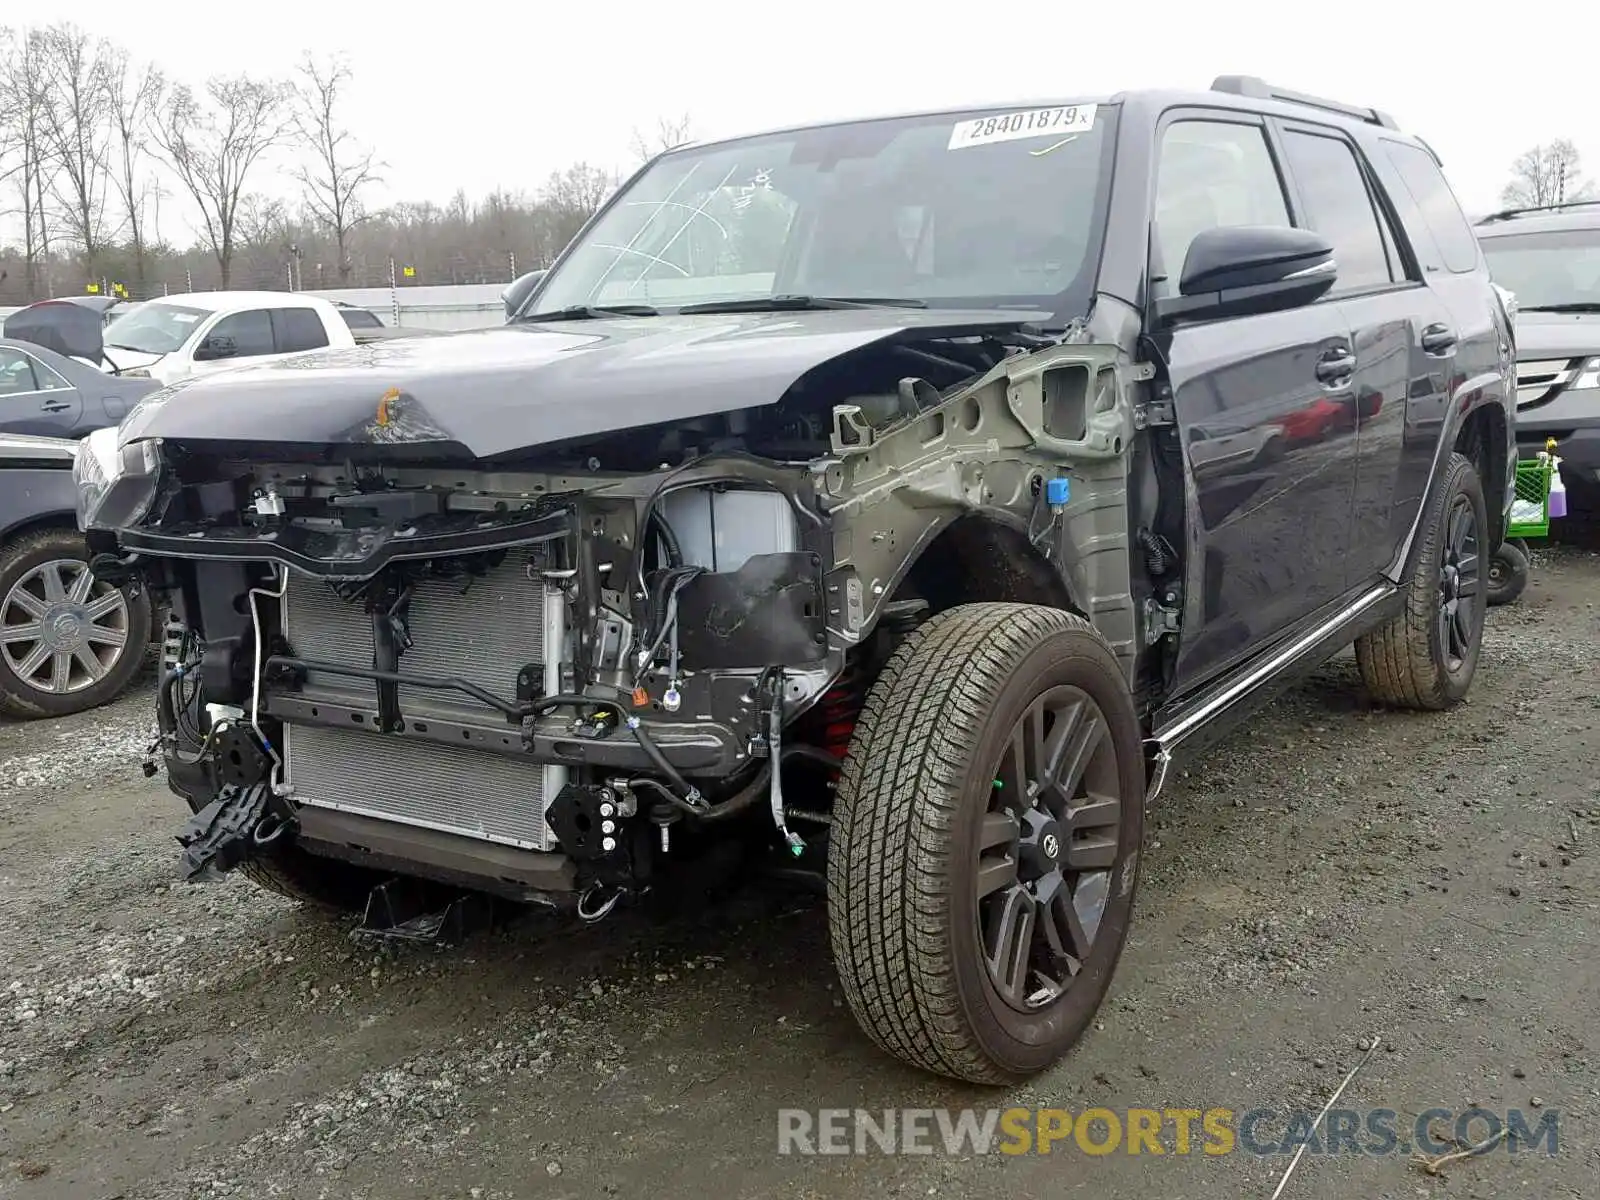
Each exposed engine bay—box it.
[99,322,1145,922]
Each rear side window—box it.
[1153,119,1291,288]
[28,353,72,390]
[1381,141,1481,274]
[275,307,331,353]
[0,347,40,394]
[1280,130,1396,292]
[205,309,275,358]
[338,307,383,330]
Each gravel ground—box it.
[1,539,1597,1200]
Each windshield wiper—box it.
[679,294,929,315]
[518,304,660,322]
[1518,302,1600,314]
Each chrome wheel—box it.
[0,558,130,695]
[976,685,1123,1013]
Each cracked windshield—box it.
[534,105,1109,312]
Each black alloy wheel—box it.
[1355,451,1487,710]
[1437,492,1481,671]
[828,603,1144,1084]
[976,686,1122,1012]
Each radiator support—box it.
[278,557,567,851]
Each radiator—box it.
[280,556,566,851]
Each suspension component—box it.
[813,664,867,760]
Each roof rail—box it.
[1210,75,1399,130]
[1477,198,1600,224]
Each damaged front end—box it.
[84,315,1139,920]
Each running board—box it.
[1142,582,1398,802]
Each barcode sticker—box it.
[947,105,1097,150]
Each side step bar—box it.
[1142,583,1397,804]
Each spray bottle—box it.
[1544,437,1567,521]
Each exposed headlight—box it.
[119,367,152,379]
[1572,356,1600,391]
[73,426,163,532]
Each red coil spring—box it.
[812,666,866,760]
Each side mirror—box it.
[1155,226,1336,327]
[193,335,236,362]
[502,269,547,320]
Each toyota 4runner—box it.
[77,75,1515,1084]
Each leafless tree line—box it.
[0,22,692,303]
[1499,139,1596,210]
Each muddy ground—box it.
[2,536,1597,1200]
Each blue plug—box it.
[1045,477,1071,508]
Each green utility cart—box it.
[1489,441,1564,606]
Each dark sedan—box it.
[0,336,161,438]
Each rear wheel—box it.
[827,603,1144,1084]
[1356,452,1487,709]
[0,528,151,719]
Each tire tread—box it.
[827,602,1124,1084]
[1355,452,1484,710]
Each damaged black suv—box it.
[78,76,1514,1084]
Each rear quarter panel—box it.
[0,464,77,541]
[1364,139,1514,570]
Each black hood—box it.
[1514,309,1600,360]
[118,308,1046,459]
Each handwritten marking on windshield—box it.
[591,244,692,277]
[1029,135,1081,157]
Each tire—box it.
[0,527,152,719]
[1356,452,1487,710]
[1486,539,1529,607]
[159,614,377,911]
[827,603,1145,1084]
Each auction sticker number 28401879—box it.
[946,105,1098,151]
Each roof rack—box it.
[1210,75,1399,130]
[1477,198,1600,224]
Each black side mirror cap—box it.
[1155,225,1336,327]
[193,336,236,362]
[503,269,547,320]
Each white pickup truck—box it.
[101,292,365,385]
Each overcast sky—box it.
[20,0,1600,245]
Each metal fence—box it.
[0,253,541,309]
[0,281,508,332]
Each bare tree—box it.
[104,45,163,289]
[149,74,291,288]
[235,191,287,251]
[0,27,59,296]
[630,113,693,164]
[1501,140,1597,209]
[542,162,616,214]
[293,54,380,284]
[36,23,115,274]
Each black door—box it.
[1271,121,1459,584]
[1368,138,1515,562]
[1151,112,1360,689]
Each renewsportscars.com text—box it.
[776,1106,1560,1157]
